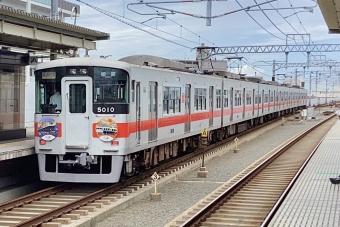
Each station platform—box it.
[0,127,34,161]
[269,119,340,226]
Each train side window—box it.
[131,80,135,103]
[194,88,198,110]
[163,87,169,114]
[202,89,207,110]
[175,87,181,112]
[234,90,241,107]
[223,90,228,108]
[276,92,278,102]
[199,89,203,110]
[246,90,252,105]
[270,91,274,102]
[216,89,221,109]
[170,88,175,113]
[259,91,262,104]
[194,88,206,111]
[163,86,181,114]
[264,91,269,103]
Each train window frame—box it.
[223,89,229,108]
[264,91,269,103]
[68,84,86,113]
[255,91,262,105]
[270,91,274,103]
[131,80,135,103]
[234,89,242,107]
[194,87,207,111]
[34,67,63,114]
[258,91,262,104]
[163,86,181,114]
[93,67,129,104]
[246,90,252,105]
[216,89,221,109]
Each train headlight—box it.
[69,68,76,75]
[80,68,87,75]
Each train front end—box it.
[34,59,130,183]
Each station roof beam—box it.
[317,0,340,34]
[0,5,110,53]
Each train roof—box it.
[34,57,131,71]
[34,56,306,90]
[119,55,187,70]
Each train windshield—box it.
[93,67,129,103]
[35,67,63,114]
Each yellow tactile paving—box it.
[269,120,340,227]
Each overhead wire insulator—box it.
[306,51,310,69]
[285,52,289,69]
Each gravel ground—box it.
[95,114,330,227]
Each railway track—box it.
[0,113,329,227]
[177,115,336,227]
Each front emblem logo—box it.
[37,117,58,141]
[95,118,118,141]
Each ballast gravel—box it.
[95,114,329,227]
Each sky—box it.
[63,0,340,89]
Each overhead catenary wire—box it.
[253,0,289,38]
[286,0,323,56]
[267,1,307,42]
[76,0,195,49]
[128,0,277,19]
[283,0,333,68]
[243,1,326,76]
[166,17,216,46]
[147,5,217,46]
[235,0,285,41]
[266,0,309,59]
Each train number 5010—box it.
[97,107,115,113]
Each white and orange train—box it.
[34,55,307,183]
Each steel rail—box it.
[0,185,67,213]
[180,114,334,227]
[260,132,326,226]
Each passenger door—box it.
[230,88,234,121]
[148,82,158,142]
[242,88,246,118]
[63,77,91,150]
[252,89,255,117]
[184,84,191,133]
[209,86,213,127]
[136,82,141,144]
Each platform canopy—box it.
[0,5,110,53]
[318,0,340,34]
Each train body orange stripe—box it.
[38,103,303,139]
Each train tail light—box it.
[40,139,46,145]
[111,140,119,146]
